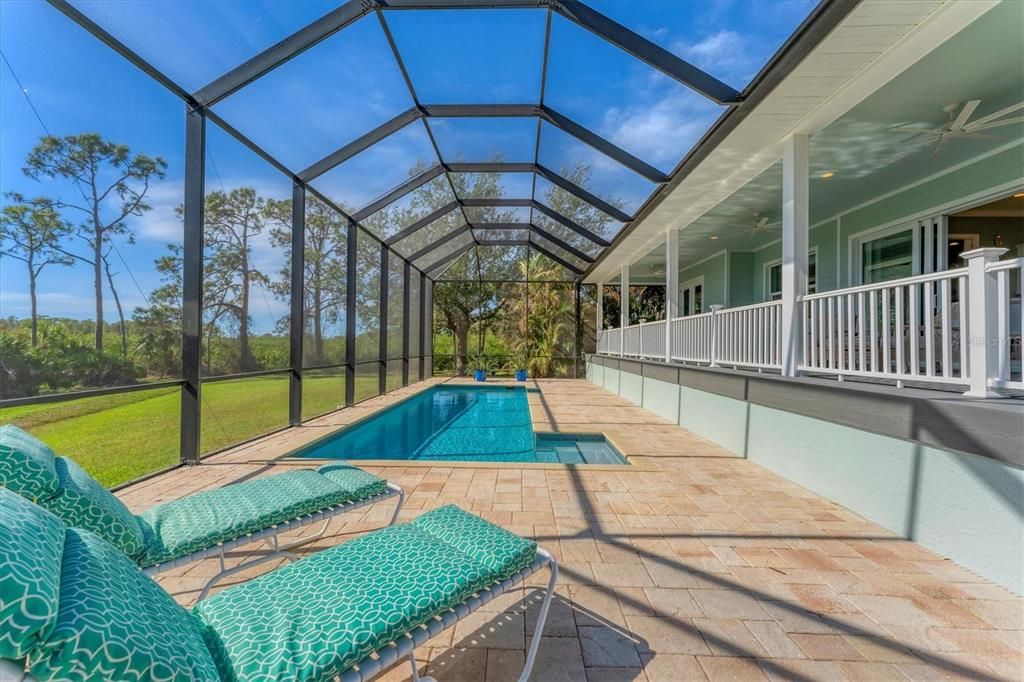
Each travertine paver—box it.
[118,379,1024,681]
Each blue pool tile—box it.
[291,386,627,465]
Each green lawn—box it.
[1,374,381,489]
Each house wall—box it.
[679,251,728,308]
[673,142,1024,306]
[727,252,755,307]
[837,143,1024,284]
[587,355,1024,594]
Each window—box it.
[764,250,816,301]
[681,277,703,316]
[767,263,782,302]
[860,228,915,284]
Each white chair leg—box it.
[387,484,406,526]
[409,654,436,682]
[519,551,558,682]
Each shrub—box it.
[0,332,44,398]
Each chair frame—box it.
[142,483,405,600]
[344,548,559,682]
[0,545,556,682]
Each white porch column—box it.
[596,282,604,352]
[620,264,629,357]
[780,134,809,377]
[665,230,679,363]
[961,247,1008,398]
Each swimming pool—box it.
[291,384,627,464]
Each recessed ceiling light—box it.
[820,171,835,179]
[709,236,719,240]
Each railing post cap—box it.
[709,304,724,311]
[960,247,1008,262]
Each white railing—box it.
[597,328,622,355]
[670,311,715,364]
[799,269,969,385]
[622,325,641,357]
[715,301,783,370]
[638,320,666,360]
[596,250,1020,396]
[987,257,1023,390]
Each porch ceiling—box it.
[586,0,1010,283]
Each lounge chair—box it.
[0,489,557,682]
[0,425,404,599]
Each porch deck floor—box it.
[118,379,1023,682]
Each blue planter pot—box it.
[514,369,528,382]
[474,370,487,382]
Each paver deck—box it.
[118,379,1023,681]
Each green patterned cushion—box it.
[139,468,378,567]
[44,456,146,560]
[194,523,495,681]
[0,425,60,502]
[27,527,220,681]
[412,504,537,580]
[316,463,389,499]
[0,489,64,660]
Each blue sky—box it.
[0,0,813,328]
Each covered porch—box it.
[591,0,1023,398]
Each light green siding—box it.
[810,219,838,292]
[728,252,755,307]
[838,144,1024,285]
[679,251,727,308]
[750,245,779,302]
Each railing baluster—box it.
[941,279,952,378]
[818,298,826,369]
[833,297,838,370]
[895,285,904,378]
[811,296,819,366]
[995,270,1009,382]
[857,292,866,372]
[909,283,919,377]
[958,276,969,379]
[882,288,891,375]
[924,281,935,377]
[869,290,878,373]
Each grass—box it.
[1,374,382,489]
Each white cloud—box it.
[671,30,758,87]
[1,290,149,319]
[603,95,718,168]
[136,181,184,242]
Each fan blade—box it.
[957,131,1005,142]
[888,124,942,134]
[756,216,769,229]
[930,137,947,160]
[967,101,1024,128]
[950,100,981,131]
[968,116,1024,132]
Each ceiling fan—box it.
[729,213,780,233]
[889,100,1024,158]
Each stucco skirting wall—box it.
[587,356,1024,594]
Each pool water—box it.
[291,385,627,464]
